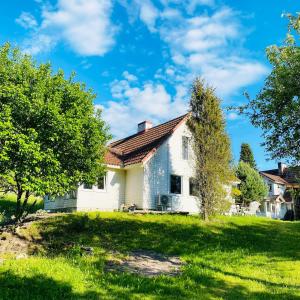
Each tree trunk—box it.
[203,206,209,221]
[15,189,23,220]
[201,198,209,221]
[15,190,30,223]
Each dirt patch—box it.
[0,233,32,258]
[106,251,184,277]
[0,213,61,259]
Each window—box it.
[97,175,106,190]
[170,175,182,194]
[268,184,272,192]
[83,183,93,189]
[182,136,189,160]
[189,178,198,196]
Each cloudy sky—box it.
[0,0,298,169]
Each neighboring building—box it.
[260,163,299,219]
[45,114,234,213]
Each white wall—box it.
[76,168,125,211]
[44,196,77,211]
[45,168,126,212]
[262,176,286,196]
[125,166,144,208]
[143,122,199,213]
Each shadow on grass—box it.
[36,214,300,260]
[101,271,300,300]
[0,270,99,300]
[0,195,43,216]
[2,269,297,300]
[22,213,300,299]
[195,262,300,289]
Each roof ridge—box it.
[108,113,189,147]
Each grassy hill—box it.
[0,206,300,299]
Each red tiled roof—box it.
[260,169,300,187]
[260,171,289,185]
[104,114,189,167]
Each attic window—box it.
[182,136,189,160]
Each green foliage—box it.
[236,161,268,204]
[244,13,300,163]
[239,143,257,169]
[0,43,111,221]
[0,212,300,299]
[187,78,234,220]
[231,186,242,199]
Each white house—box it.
[260,163,298,219]
[45,114,233,214]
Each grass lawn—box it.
[0,206,300,299]
[0,193,43,215]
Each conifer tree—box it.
[239,143,257,169]
[187,78,233,220]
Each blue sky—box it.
[0,0,298,170]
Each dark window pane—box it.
[182,136,189,160]
[189,178,198,196]
[97,176,105,190]
[83,183,93,189]
[170,175,181,194]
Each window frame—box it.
[170,174,182,195]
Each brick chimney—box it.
[138,120,153,133]
[278,162,287,175]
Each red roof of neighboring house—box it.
[260,171,289,185]
[260,168,300,187]
[104,114,189,167]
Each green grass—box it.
[0,211,300,299]
[0,193,43,217]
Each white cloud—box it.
[186,0,215,13]
[16,12,38,29]
[103,72,188,138]
[102,2,268,138]
[120,4,267,98]
[23,34,55,55]
[18,0,117,56]
[160,0,215,12]
[200,59,268,97]
[122,71,137,82]
[227,112,240,121]
[158,7,268,97]
[118,0,159,32]
[139,0,159,32]
[101,101,135,138]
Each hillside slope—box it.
[0,212,300,299]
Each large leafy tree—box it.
[235,161,268,205]
[244,13,300,163]
[0,43,110,222]
[239,143,257,169]
[187,78,233,220]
